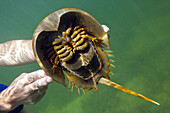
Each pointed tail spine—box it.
[98,77,160,105]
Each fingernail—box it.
[102,25,109,33]
[46,76,53,83]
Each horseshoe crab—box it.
[31,8,159,105]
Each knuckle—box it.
[17,79,25,86]
[21,72,27,75]
[26,83,36,91]
[26,76,34,83]
[35,70,45,78]
[24,74,35,84]
[20,73,28,78]
[11,88,18,95]
[39,78,47,86]
[29,84,38,90]
[42,81,48,86]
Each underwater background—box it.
[0,0,169,113]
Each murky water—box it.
[0,0,169,113]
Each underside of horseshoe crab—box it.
[32,8,159,105]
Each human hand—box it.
[0,70,53,112]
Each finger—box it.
[26,76,52,91]
[31,92,46,104]
[27,85,47,99]
[24,92,46,105]
[11,73,27,86]
[39,85,48,94]
[29,86,47,97]
[34,92,46,103]
[15,73,27,80]
[102,25,110,33]
[24,70,46,85]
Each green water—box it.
[0,0,170,113]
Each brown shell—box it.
[32,8,110,89]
